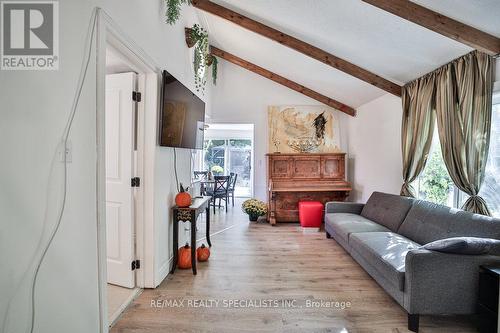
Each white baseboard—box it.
[156,256,173,287]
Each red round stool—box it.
[298,201,324,232]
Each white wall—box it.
[0,1,211,332]
[347,94,403,202]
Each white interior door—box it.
[105,72,137,288]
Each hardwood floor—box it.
[107,284,141,326]
[111,203,477,333]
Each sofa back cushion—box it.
[360,192,415,232]
[398,200,500,244]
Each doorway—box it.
[104,47,142,326]
[96,10,162,332]
[203,124,254,197]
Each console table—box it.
[266,153,351,225]
[171,196,212,275]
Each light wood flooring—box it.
[111,201,477,333]
[107,284,141,326]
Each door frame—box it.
[95,9,160,331]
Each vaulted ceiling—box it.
[195,0,500,108]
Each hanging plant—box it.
[193,44,207,93]
[165,0,191,25]
[210,55,218,85]
[185,24,218,92]
[186,24,207,48]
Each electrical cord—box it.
[7,8,100,333]
[173,147,180,192]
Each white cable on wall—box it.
[1,7,99,333]
[28,8,99,333]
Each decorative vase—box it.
[248,213,259,222]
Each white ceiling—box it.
[197,0,499,108]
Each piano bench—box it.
[298,201,324,230]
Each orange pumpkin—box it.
[178,243,192,269]
[175,183,192,207]
[196,243,210,262]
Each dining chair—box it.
[194,171,208,179]
[206,175,230,213]
[228,173,238,206]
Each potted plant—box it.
[242,199,268,222]
[183,24,218,91]
[185,24,207,48]
[211,165,223,175]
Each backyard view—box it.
[203,139,252,197]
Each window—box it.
[414,91,500,217]
[479,94,500,217]
[203,138,253,197]
[413,126,455,206]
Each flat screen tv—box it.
[159,70,205,149]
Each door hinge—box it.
[131,259,140,271]
[131,177,141,187]
[132,91,142,102]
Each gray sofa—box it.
[325,191,500,332]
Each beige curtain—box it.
[434,51,494,216]
[400,75,436,197]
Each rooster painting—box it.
[313,112,327,139]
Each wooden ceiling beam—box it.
[362,0,500,56]
[210,46,356,116]
[192,0,402,96]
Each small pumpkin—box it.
[196,243,210,262]
[178,243,192,269]
[175,183,192,207]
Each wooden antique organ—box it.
[266,153,351,225]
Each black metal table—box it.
[171,196,212,275]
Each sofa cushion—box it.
[398,200,500,245]
[360,192,415,232]
[422,237,500,255]
[325,213,390,244]
[349,232,420,291]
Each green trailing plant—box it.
[165,0,191,25]
[187,24,218,92]
[188,24,207,47]
[210,55,218,85]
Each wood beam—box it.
[192,0,402,96]
[210,46,356,116]
[362,0,500,56]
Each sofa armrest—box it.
[325,202,365,214]
[404,249,500,314]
